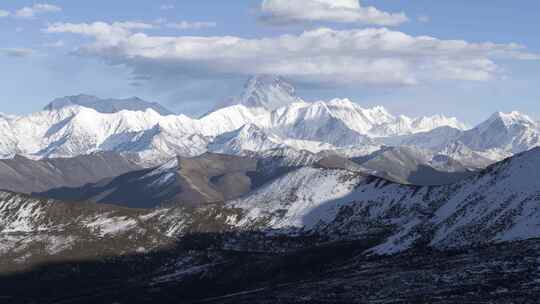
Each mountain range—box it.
[1,75,538,172]
[2,75,540,302]
[43,94,174,116]
[0,152,142,194]
[2,147,540,302]
[39,153,262,208]
[3,147,540,257]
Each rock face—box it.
[0,152,142,194]
[0,191,244,274]
[235,147,540,253]
[38,153,261,208]
[351,146,475,185]
[3,148,540,258]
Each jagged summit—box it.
[44,94,174,115]
[0,77,536,168]
[217,75,303,111]
[208,123,286,155]
[482,111,536,129]
[456,111,540,154]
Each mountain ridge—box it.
[0,75,538,170]
[2,146,540,302]
[44,94,174,116]
[3,147,540,263]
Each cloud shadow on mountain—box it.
[1,230,539,304]
[0,230,382,304]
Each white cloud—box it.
[0,10,10,17]
[113,21,156,30]
[44,22,539,87]
[43,40,65,48]
[44,22,155,44]
[166,21,217,30]
[0,48,34,57]
[260,0,408,26]
[15,3,62,18]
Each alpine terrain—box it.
[1,75,540,303]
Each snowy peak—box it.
[218,124,280,145]
[370,113,467,137]
[222,75,302,111]
[213,75,467,139]
[457,111,540,155]
[233,124,275,140]
[208,124,285,155]
[44,94,98,110]
[471,111,538,138]
[44,94,174,116]
[411,115,467,133]
[321,98,394,134]
[483,111,537,129]
[0,77,534,169]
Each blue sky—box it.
[1,0,539,124]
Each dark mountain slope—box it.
[352,146,475,185]
[0,152,142,194]
[39,153,260,208]
[2,149,540,302]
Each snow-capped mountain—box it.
[457,111,540,156]
[208,124,286,155]
[437,141,494,169]
[3,148,540,302]
[271,99,394,135]
[370,114,467,137]
[216,75,302,111]
[1,75,538,170]
[104,125,211,166]
[350,146,474,185]
[229,147,540,254]
[44,94,174,115]
[10,146,527,256]
[7,147,540,261]
[382,126,463,150]
[381,110,540,164]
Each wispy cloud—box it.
[43,40,65,48]
[15,3,62,18]
[0,48,34,58]
[129,82,144,87]
[166,21,217,30]
[260,0,408,26]
[113,21,156,30]
[0,10,9,18]
[160,5,174,10]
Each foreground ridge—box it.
[1,148,540,303]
